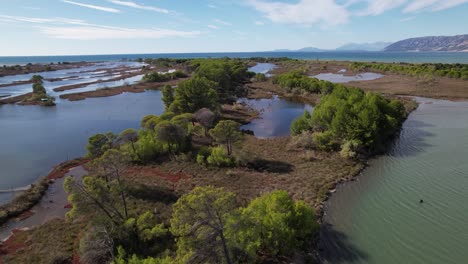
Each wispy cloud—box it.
[399,16,416,21]
[248,0,349,26]
[255,21,265,25]
[207,24,219,29]
[357,0,407,16]
[40,26,200,40]
[207,4,217,8]
[62,0,121,13]
[0,14,200,40]
[214,19,232,26]
[107,0,169,14]
[403,0,468,12]
[356,0,468,15]
[0,15,86,25]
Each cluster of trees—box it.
[67,175,319,264]
[142,70,187,83]
[65,149,174,263]
[29,75,55,106]
[291,86,406,155]
[137,58,191,68]
[273,71,337,94]
[85,109,244,168]
[350,62,468,80]
[196,120,244,167]
[190,59,254,100]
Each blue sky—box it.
[0,0,467,55]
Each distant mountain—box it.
[336,42,392,51]
[270,47,326,52]
[296,47,326,52]
[384,35,468,52]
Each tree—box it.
[155,121,188,157]
[118,129,139,151]
[90,149,132,218]
[161,84,174,110]
[86,132,116,158]
[32,83,46,95]
[30,75,44,84]
[170,186,238,264]
[194,108,216,136]
[228,190,319,258]
[209,120,243,155]
[169,76,219,113]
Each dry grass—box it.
[125,136,364,210]
[0,219,85,264]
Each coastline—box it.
[0,158,88,227]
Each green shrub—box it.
[206,147,234,167]
[340,139,362,159]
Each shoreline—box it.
[0,158,88,227]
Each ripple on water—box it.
[321,98,468,264]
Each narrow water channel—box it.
[320,98,468,264]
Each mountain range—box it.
[271,34,468,52]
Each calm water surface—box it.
[320,98,468,264]
[242,63,312,138]
[238,96,313,138]
[1,51,468,64]
[0,91,164,203]
[314,72,384,83]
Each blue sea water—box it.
[1,51,468,65]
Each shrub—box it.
[312,131,337,151]
[340,139,362,159]
[206,147,234,167]
[289,131,315,149]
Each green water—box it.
[321,98,468,264]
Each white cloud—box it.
[403,0,468,12]
[399,16,416,21]
[357,0,407,15]
[0,14,200,40]
[107,0,169,14]
[214,19,232,26]
[0,15,87,25]
[207,24,219,29]
[248,0,349,26]
[40,26,200,40]
[255,21,265,25]
[356,0,468,15]
[207,4,217,8]
[62,0,121,13]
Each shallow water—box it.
[313,72,383,83]
[0,166,87,241]
[320,98,468,264]
[0,91,164,203]
[238,96,313,138]
[248,63,276,77]
[0,61,143,99]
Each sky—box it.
[0,0,467,56]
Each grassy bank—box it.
[0,158,87,226]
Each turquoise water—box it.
[1,51,468,65]
[320,98,468,264]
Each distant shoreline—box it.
[1,51,468,65]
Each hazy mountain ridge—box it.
[335,42,392,51]
[384,35,468,52]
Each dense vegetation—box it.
[273,70,337,94]
[350,62,468,80]
[26,75,55,106]
[291,86,406,155]
[142,70,187,82]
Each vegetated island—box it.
[5,57,466,263]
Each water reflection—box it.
[238,95,313,138]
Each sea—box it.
[1,51,468,65]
